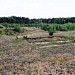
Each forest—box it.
[0,16,75,24]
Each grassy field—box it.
[0,26,75,75]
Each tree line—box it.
[0,16,75,24]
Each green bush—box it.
[0,25,4,28]
[0,30,3,34]
[2,23,9,28]
[13,24,22,32]
[48,25,56,35]
[48,28,54,35]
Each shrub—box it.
[48,30,54,35]
[5,29,14,35]
[13,24,22,32]
[5,31,14,35]
[2,23,9,28]
[0,25,4,28]
[48,25,56,35]
[0,30,3,34]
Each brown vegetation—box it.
[0,27,75,75]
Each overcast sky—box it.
[0,0,74,18]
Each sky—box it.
[0,0,75,19]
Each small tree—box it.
[48,25,56,35]
[48,29,54,35]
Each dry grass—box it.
[0,27,75,75]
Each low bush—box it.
[2,23,9,28]
[0,30,3,34]
[5,29,14,35]
[13,24,22,32]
